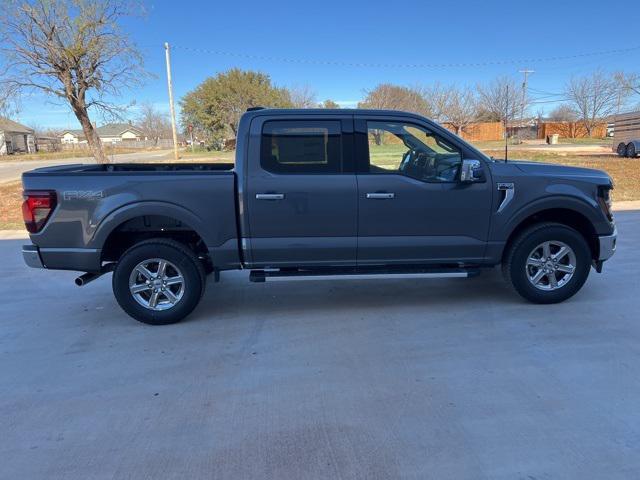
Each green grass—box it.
[368,143,406,169]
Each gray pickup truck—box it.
[22,108,617,324]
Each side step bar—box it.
[249,267,481,283]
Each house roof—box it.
[96,123,143,136]
[0,117,34,134]
[61,129,85,137]
[61,123,143,139]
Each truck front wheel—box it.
[112,239,206,325]
[503,223,591,304]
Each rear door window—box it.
[260,120,342,174]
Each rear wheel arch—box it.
[99,213,213,274]
[91,202,211,249]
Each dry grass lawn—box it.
[483,151,639,201]
[1,147,152,162]
[0,181,24,230]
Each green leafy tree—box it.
[322,99,340,109]
[180,69,292,142]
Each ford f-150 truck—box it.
[21,108,617,325]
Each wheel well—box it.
[101,215,212,271]
[503,208,598,261]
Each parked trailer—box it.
[613,111,640,157]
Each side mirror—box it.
[460,159,484,183]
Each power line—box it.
[167,44,640,70]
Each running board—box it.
[249,267,480,283]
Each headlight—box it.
[597,185,613,222]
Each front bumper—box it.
[598,227,617,261]
[22,244,45,269]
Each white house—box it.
[0,117,36,155]
[61,123,145,144]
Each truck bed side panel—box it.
[22,171,240,272]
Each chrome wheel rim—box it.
[128,258,185,311]
[526,241,576,291]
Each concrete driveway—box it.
[1,211,639,479]
[0,150,172,183]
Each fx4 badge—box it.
[63,190,104,201]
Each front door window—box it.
[367,121,462,182]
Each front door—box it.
[355,117,493,265]
[246,116,357,267]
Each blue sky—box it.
[16,0,640,128]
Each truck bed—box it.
[22,163,240,272]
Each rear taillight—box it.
[22,190,57,233]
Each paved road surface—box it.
[1,211,639,479]
[0,150,172,183]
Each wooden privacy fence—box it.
[537,122,607,139]
[442,122,504,141]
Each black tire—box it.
[616,142,627,157]
[112,239,206,325]
[626,143,637,158]
[502,223,591,304]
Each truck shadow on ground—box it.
[191,267,563,324]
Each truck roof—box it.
[242,107,429,119]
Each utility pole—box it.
[518,69,534,120]
[505,84,509,162]
[165,42,179,161]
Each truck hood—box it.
[492,160,612,186]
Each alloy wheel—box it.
[128,258,185,311]
[525,240,576,291]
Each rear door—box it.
[355,116,493,265]
[246,114,357,267]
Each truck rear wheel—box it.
[627,143,637,158]
[502,223,591,304]
[112,239,206,325]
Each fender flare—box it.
[89,201,212,250]
[496,194,601,242]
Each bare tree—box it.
[547,103,577,122]
[420,83,449,122]
[438,86,478,135]
[359,84,432,144]
[476,77,522,122]
[289,84,318,108]
[614,72,640,97]
[564,71,623,137]
[359,83,431,115]
[137,103,172,145]
[0,0,146,163]
[0,83,20,117]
